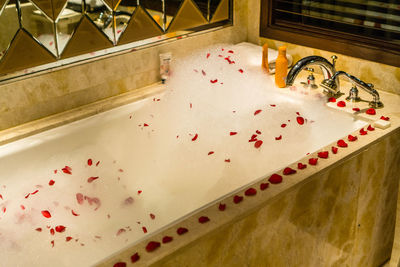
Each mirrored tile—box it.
[141,0,163,29]
[55,0,82,54]
[167,0,207,32]
[164,0,183,29]
[0,0,9,16]
[113,0,135,41]
[85,0,115,43]
[21,0,57,56]
[210,0,228,23]
[0,1,19,61]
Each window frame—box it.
[260,0,400,67]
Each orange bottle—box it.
[261,43,269,72]
[275,46,288,88]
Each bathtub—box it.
[0,43,399,267]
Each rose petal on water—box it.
[275,135,282,140]
[76,193,84,205]
[41,210,51,218]
[281,123,287,128]
[87,159,92,166]
[55,225,66,233]
[254,109,262,115]
[296,116,305,125]
[49,180,55,186]
[269,174,283,184]
[35,227,42,232]
[230,132,237,136]
[192,134,198,141]
[225,159,231,163]
[210,79,218,83]
[71,210,79,216]
[62,166,72,175]
[254,140,263,149]
[50,228,55,235]
[87,176,99,183]
[150,213,155,220]
[208,151,214,155]
[142,227,147,233]
[66,236,73,242]
[238,69,244,73]
[256,130,262,135]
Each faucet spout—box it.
[286,56,338,90]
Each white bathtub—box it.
[0,44,368,266]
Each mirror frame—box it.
[260,0,400,68]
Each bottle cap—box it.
[278,46,287,52]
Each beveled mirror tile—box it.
[112,0,136,41]
[0,29,56,76]
[167,0,207,33]
[55,0,82,54]
[141,0,163,29]
[0,0,8,16]
[52,0,68,20]
[29,0,54,20]
[165,0,183,29]
[61,15,113,59]
[22,1,57,56]
[118,5,163,45]
[210,0,228,23]
[0,1,19,61]
[86,0,115,43]
[192,0,208,20]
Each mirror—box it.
[0,0,231,80]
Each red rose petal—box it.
[359,128,368,135]
[50,228,55,235]
[366,108,376,115]
[283,167,296,175]
[87,159,92,166]
[62,166,72,175]
[328,97,336,102]
[317,151,329,159]
[96,161,100,166]
[192,134,198,141]
[348,134,358,142]
[228,50,234,53]
[25,193,30,199]
[198,216,210,223]
[238,69,244,73]
[218,203,226,211]
[254,140,263,148]
[87,176,99,183]
[230,132,237,136]
[41,210,51,218]
[31,190,39,195]
[210,79,218,83]
[337,139,348,148]
[76,193,84,205]
[113,262,126,267]
[225,159,230,163]
[249,134,258,142]
[150,213,155,220]
[131,252,140,263]
[380,116,390,121]
[208,151,214,155]
[297,162,307,170]
[352,107,360,112]
[260,182,269,190]
[138,190,142,195]
[35,227,42,232]
[55,225,66,233]
[116,228,126,236]
[51,240,54,248]
[201,70,206,76]
[49,180,55,186]
[143,123,149,127]
[309,158,318,165]
[296,116,304,125]
[367,125,375,131]
[270,104,276,107]
[177,227,188,235]
[71,210,79,216]
[245,187,257,196]
[206,53,210,58]
[331,146,338,154]
[269,173,283,184]
[162,236,173,244]
[337,101,346,107]
[20,205,25,210]
[256,130,262,134]
[254,109,262,115]
[0,194,2,200]
[66,236,73,242]
[281,123,287,128]
[275,135,282,140]
[233,195,243,204]
[142,227,147,233]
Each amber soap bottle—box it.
[275,46,288,88]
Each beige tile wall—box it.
[246,0,400,96]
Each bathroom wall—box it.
[0,0,248,131]
[246,0,400,97]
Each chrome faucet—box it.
[286,55,342,96]
[321,71,383,108]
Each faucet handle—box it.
[367,83,374,89]
[331,55,338,68]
